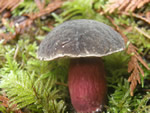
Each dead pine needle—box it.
[13,45,19,60]
[134,26,150,39]
[121,12,150,25]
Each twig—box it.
[55,82,68,87]
[13,44,19,60]
[142,89,150,92]
[106,16,128,43]
[121,12,150,25]
[134,26,150,39]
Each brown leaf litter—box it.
[0,95,23,113]
[0,0,63,44]
[106,16,150,96]
[105,0,150,13]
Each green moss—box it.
[0,0,150,112]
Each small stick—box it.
[55,82,68,87]
[121,12,150,25]
[134,26,150,39]
[13,44,19,60]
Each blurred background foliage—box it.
[0,0,150,112]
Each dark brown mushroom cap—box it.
[37,19,125,61]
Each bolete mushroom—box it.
[37,19,125,113]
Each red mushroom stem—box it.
[68,57,107,113]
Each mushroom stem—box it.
[68,57,107,113]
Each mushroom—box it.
[37,19,125,113]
